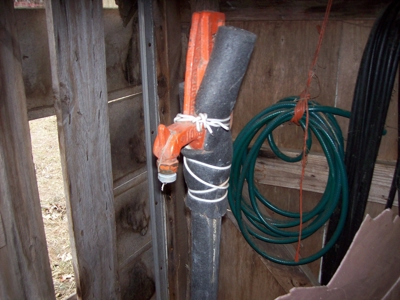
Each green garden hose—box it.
[228,96,351,265]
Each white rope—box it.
[184,157,230,203]
[174,113,230,134]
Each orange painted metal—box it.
[153,11,225,175]
[183,11,225,115]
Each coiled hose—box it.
[228,96,350,265]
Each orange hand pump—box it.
[153,11,225,183]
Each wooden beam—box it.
[191,0,219,13]
[254,150,397,206]
[45,0,119,299]
[0,0,55,298]
[180,0,392,22]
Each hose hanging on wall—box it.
[228,97,350,265]
[228,0,343,266]
[322,0,400,283]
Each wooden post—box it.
[0,0,55,299]
[45,0,119,299]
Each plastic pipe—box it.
[182,26,256,300]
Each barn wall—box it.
[176,1,398,298]
[16,8,136,120]
[224,12,397,300]
[6,1,398,299]
[14,3,154,299]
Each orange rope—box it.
[291,0,334,262]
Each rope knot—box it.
[291,92,310,126]
[174,113,230,134]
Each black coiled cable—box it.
[322,0,400,283]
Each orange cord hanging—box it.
[291,0,334,262]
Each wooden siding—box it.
[45,0,119,298]
[230,19,397,160]
[108,92,146,182]
[114,170,156,299]
[2,1,397,299]
[0,0,55,298]
[180,0,392,22]
[15,9,137,120]
[219,216,287,300]
[217,9,397,297]
[255,150,398,206]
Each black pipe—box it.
[386,67,400,212]
[322,0,400,284]
[182,26,256,300]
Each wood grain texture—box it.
[0,0,55,298]
[231,19,398,160]
[109,94,146,181]
[255,151,397,206]
[119,247,156,300]
[15,9,54,116]
[219,216,292,300]
[154,1,190,299]
[115,171,151,270]
[190,0,219,13]
[230,20,342,153]
[180,0,391,23]
[45,0,119,298]
[15,9,135,120]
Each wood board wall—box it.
[5,0,398,299]
[171,1,399,298]
[172,3,400,298]
[8,3,155,299]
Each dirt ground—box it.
[29,116,75,299]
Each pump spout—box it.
[152,11,225,185]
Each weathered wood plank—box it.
[0,0,55,298]
[115,171,151,269]
[180,0,391,23]
[45,0,119,298]
[241,183,321,284]
[190,0,219,13]
[15,9,136,120]
[109,94,146,181]
[119,247,156,300]
[66,245,157,300]
[104,9,137,92]
[219,215,297,299]
[230,20,342,153]
[254,150,397,206]
[154,1,189,299]
[15,9,54,118]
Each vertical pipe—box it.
[191,213,221,300]
[138,1,169,299]
[182,26,256,300]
